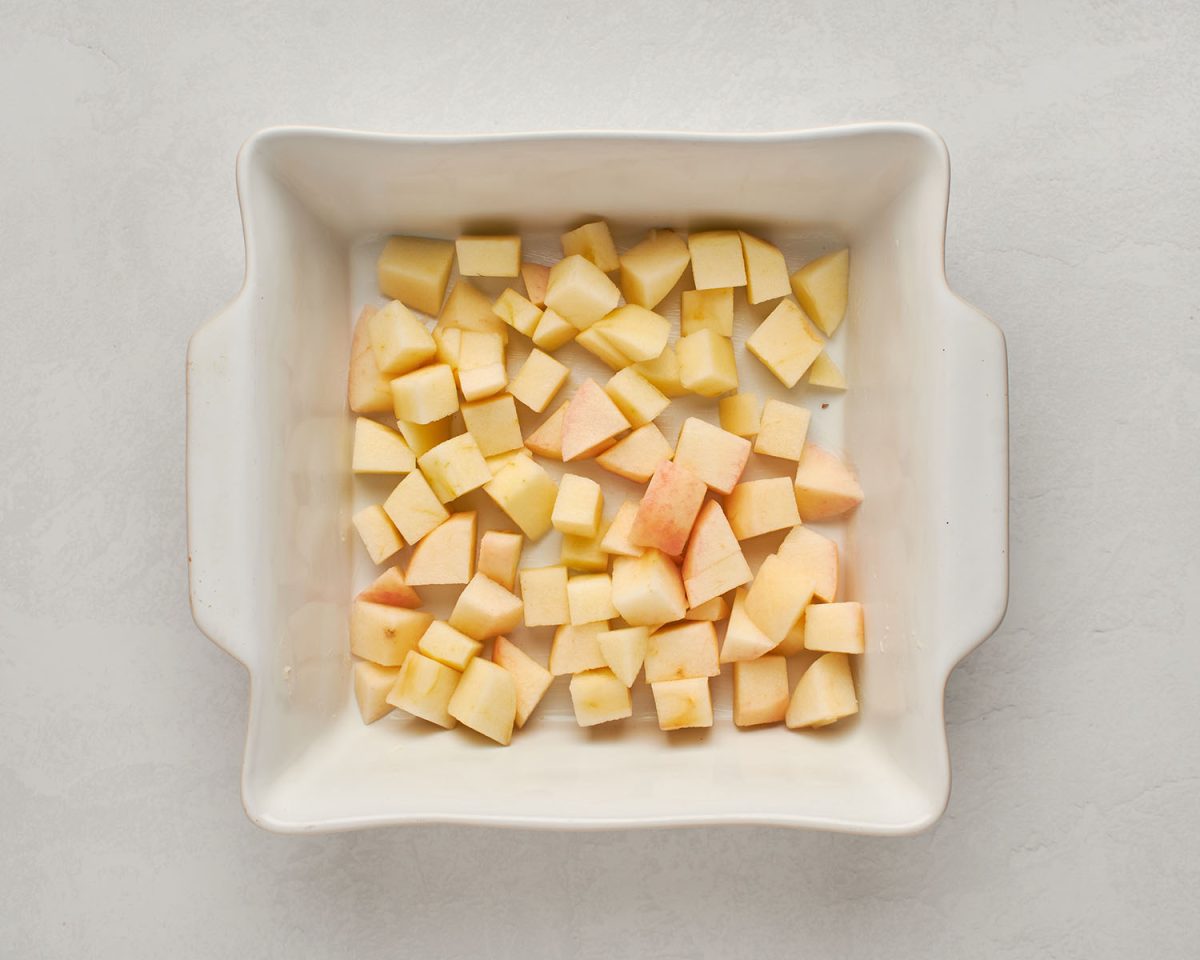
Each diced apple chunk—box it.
[630,461,707,556]
[603,367,670,428]
[491,288,543,337]
[720,588,776,663]
[549,621,609,675]
[598,626,649,687]
[447,657,517,744]
[367,300,437,375]
[567,573,617,625]
[744,554,814,645]
[417,620,483,671]
[777,525,838,602]
[688,230,746,289]
[575,326,632,370]
[681,288,733,337]
[350,600,434,666]
[644,621,720,682]
[633,345,687,398]
[745,299,824,388]
[552,474,604,537]
[438,280,505,340]
[348,305,394,414]
[611,550,687,626]
[790,249,849,337]
[483,455,559,540]
[486,450,531,476]
[388,651,460,729]
[595,423,673,483]
[725,477,801,540]
[520,262,550,307]
[449,573,524,641]
[684,553,752,611]
[677,329,738,397]
[353,659,401,724]
[357,566,422,609]
[561,220,619,272]
[592,305,670,362]
[435,326,462,368]
[718,392,762,438]
[619,229,690,309]
[803,602,864,654]
[457,329,507,401]
[544,254,621,330]
[391,363,459,424]
[397,417,451,457]
[461,394,524,458]
[530,308,577,351]
[685,595,730,622]
[786,652,858,729]
[562,379,631,461]
[353,505,405,564]
[652,677,713,731]
[681,501,751,607]
[405,512,476,585]
[754,399,811,461]
[383,470,450,544]
[418,433,492,503]
[808,352,846,389]
[733,656,789,727]
[739,232,790,304]
[458,363,508,403]
[673,417,751,495]
[524,402,566,460]
[377,236,455,316]
[492,636,553,728]
[793,444,864,521]
[570,668,632,726]
[560,521,611,573]
[477,531,523,591]
[508,348,569,413]
[456,235,521,277]
[599,501,643,557]
[773,612,808,657]
[520,565,570,627]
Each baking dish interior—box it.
[232,128,956,831]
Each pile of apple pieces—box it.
[347,220,863,745]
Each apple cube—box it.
[458,363,508,403]
[575,326,632,370]
[630,460,707,556]
[790,248,849,337]
[683,553,751,611]
[598,626,649,687]
[484,455,559,540]
[350,600,434,665]
[773,612,808,657]
[570,668,632,726]
[552,474,604,537]
[618,229,690,309]
[377,235,454,315]
[603,368,670,428]
[561,525,611,573]
[688,230,746,289]
[739,232,790,304]
[725,477,801,540]
[681,499,742,580]
[745,299,824,388]
[353,504,405,564]
[418,433,491,503]
[519,565,569,627]
[417,620,483,671]
[744,554,814,644]
[677,329,738,397]
[438,280,506,340]
[567,573,617,625]
[595,423,673,483]
[397,417,451,457]
[367,300,437,376]
[611,550,687,626]
[718,392,762,438]
[387,651,460,729]
[391,363,459,424]
[405,511,476,585]
[458,327,506,377]
[777,525,838,602]
[447,657,517,744]
[685,595,730,622]
[521,261,550,307]
[651,677,713,731]
[592,305,670,362]
[599,501,643,557]
[435,326,463,368]
[523,402,567,460]
[562,379,631,461]
[382,471,449,544]
[633,345,687,397]
[461,394,524,457]
[353,660,401,724]
[673,417,751,494]
[803,602,864,654]
[544,254,621,330]
[449,573,523,641]
[492,636,553,728]
[808,352,846,389]
[508,348,569,413]
[549,621,609,675]
[644,621,720,682]
[348,305,394,414]
[754,399,811,461]
[477,530,523,591]
[733,655,789,726]
[530,308,577,351]
[485,450,531,476]
[793,444,864,521]
[786,652,858,729]
[720,587,777,663]
[492,287,543,337]
[561,220,620,272]
[357,566,422,609]
[456,235,521,277]
[680,288,733,337]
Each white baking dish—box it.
[187,125,1008,834]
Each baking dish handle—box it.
[938,292,1010,675]
[186,293,256,668]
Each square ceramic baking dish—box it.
[187,124,1008,834]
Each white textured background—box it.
[2,0,1198,956]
